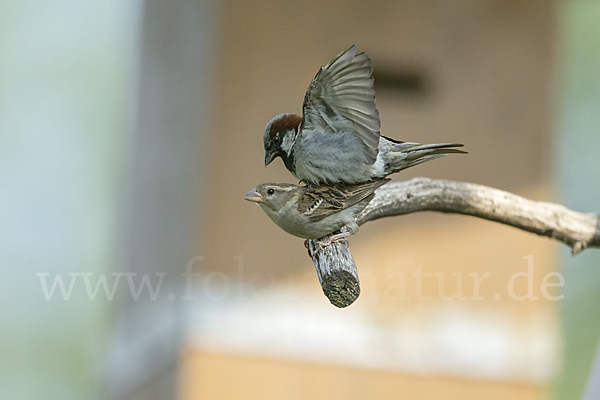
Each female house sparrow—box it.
[243,179,389,242]
[263,45,466,185]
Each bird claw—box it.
[299,179,317,189]
[311,232,351,258]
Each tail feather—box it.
[385,142,466,174]
[394,142,465,152]
[394,154,447,171]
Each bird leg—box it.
[313,232,351,256]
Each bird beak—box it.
[264,149,277,166]
[243,189,262,203]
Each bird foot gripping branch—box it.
[309,231,351,257]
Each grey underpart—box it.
[292,130,465,184]
[309,177,600,307]
[292,129,376,184]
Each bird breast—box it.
[260,202,362,239]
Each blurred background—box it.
[1,0,599,399]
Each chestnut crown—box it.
[263,113,302,166]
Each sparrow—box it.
[263,45,466,185]
[243,179,389,245]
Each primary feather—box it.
[302,45,380,162]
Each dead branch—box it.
[308,177,600,308]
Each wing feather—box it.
[298,179,390,222]
[302,45,381,164]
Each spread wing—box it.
[301,45,381,163]
[298,179,390,222]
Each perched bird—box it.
[243,179,389,246]
[263,45,466,185]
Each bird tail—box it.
[383,139,466,174]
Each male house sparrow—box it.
[243,179,389,243]
[263,45,466,185]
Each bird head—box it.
[263,113,302,166]
[243,183,298,213]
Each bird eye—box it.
[267,188,275,195]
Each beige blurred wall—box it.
[186,0,558,399]
[181,350,544,400]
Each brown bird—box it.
[244,179,389,249]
